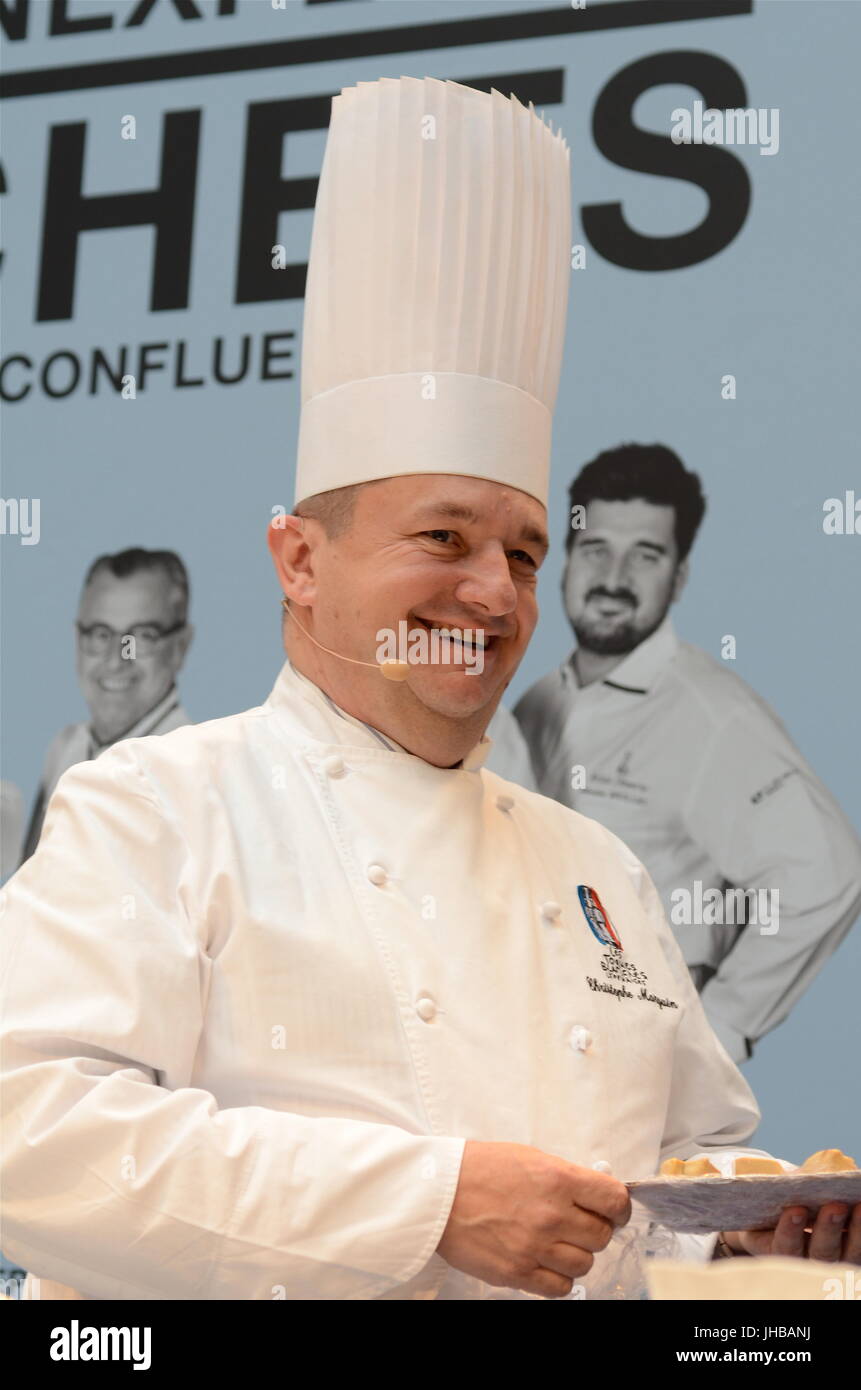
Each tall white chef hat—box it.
[294,76,571,509]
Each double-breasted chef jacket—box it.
[0,659,779,1300]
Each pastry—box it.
[684,1157,721,1177]
[798,1148,857,1173]
[733,1156,785,1175]
[659,1156,720,1177]
[659,1158,687,1177]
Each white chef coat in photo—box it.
[1,659,780,1301]
[19,682,190,865]
[515,618,861,1065]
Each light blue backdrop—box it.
[3,0,859,1163]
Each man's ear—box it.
[671,556,689,604]
[267,514,317,605]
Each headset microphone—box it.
[281,598,410,681]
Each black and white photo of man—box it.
[516,444,861,1065]
[19,547,193,864]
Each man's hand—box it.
[722,1201,861,1263]
[436,1140,632,1298]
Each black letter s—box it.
[583,51,751,271]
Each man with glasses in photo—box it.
[18,547,193,864]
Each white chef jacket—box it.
[515,618,861,1065]
[310,684,537,793]
[483,704,538,790]
[1,658,780,1301]
[19,682,190,865]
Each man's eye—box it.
[424,530,455,543]
[509,550,537,568]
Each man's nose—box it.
[601,552,632,591]
[100,636,131,669]
[454,546,518,616]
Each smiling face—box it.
[564,498,687,656]
[76,567,192,743]
[269,474,548,762]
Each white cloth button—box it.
[496,794,514,812]
[541,901,562,921]
[366,863,387,886]
[569,1025,592,1052]
[415,996,437,1022]
[322,755,345,778]
[592,1159,612,1174]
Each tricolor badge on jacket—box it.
[578,885,623,950]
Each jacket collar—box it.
[86,682,183,756]
[267,658,492,771]
[564,615,680,695]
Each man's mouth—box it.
[589,595,634,617]
[96,676,137,692]
[412,615,498,653]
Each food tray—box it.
[626,1171,861,1234]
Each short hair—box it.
[293,480,380,539]
[566,443,707,560]
[82,547,190,623]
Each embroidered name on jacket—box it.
[578,887,679,1011]
[584,974,680,1010]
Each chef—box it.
[1,77,858,1302]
